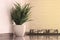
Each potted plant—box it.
[11,2,31,36]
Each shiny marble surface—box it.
[0,34,60,40]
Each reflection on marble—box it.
[0,34,13,40]
[0,36,13,40]
[14,36,30,40]
[14,37,25,40]
[29,35,59,40]
[14,35,60,40]
[0,34,60,40]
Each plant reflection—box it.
[14,37,25,40]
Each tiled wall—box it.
[28,0,60,33]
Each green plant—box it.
[11,3,31,25]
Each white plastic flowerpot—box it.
[13,23,26,37]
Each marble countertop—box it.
[0,33,60,40]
